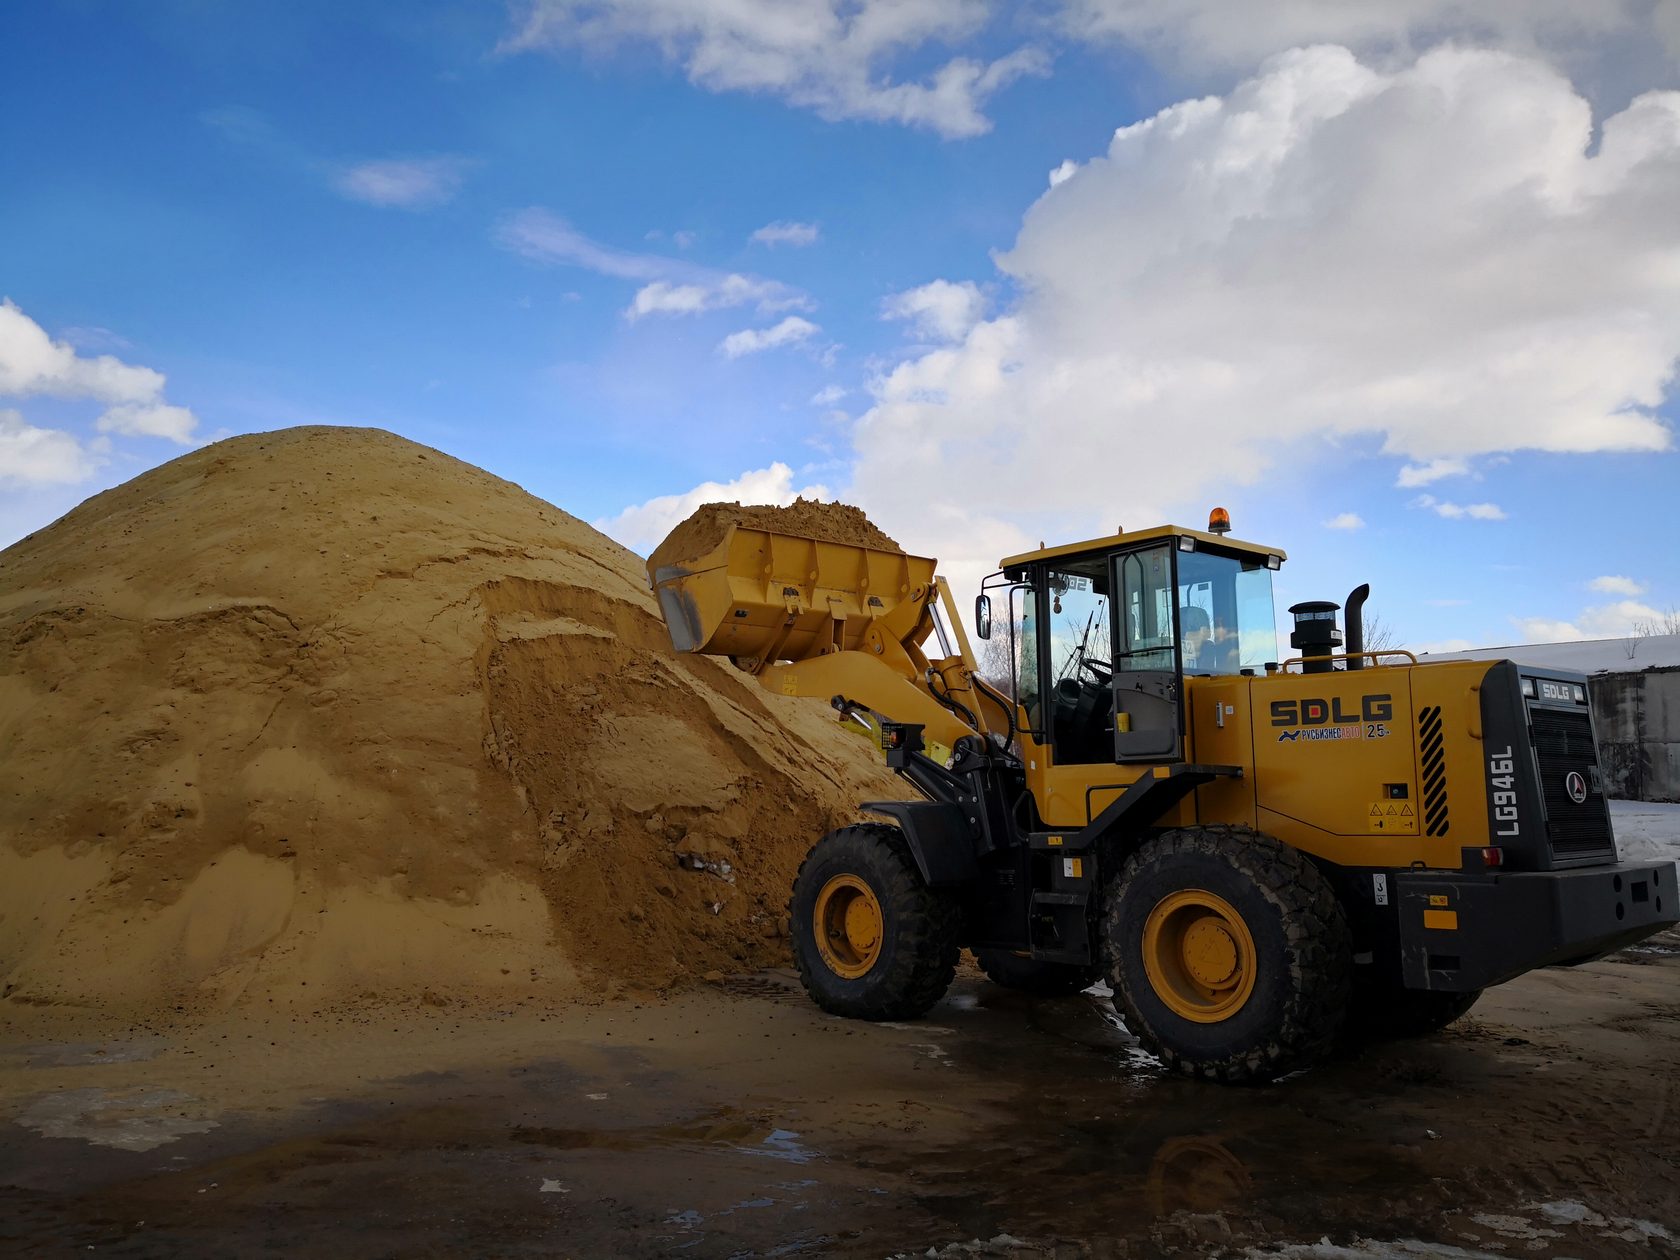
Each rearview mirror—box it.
[975,594,992,640]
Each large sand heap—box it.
[0,427,903,1013]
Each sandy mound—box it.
[0,427,904,1013]
[648,498,903,575]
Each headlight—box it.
[1520,677,1535,697]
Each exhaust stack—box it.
[1344,583,1370,671]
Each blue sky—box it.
[3,1,1678,652]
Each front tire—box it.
[790,824,960,1020]
[1106,826,1351,1083]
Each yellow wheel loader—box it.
[648,512,1678,1082]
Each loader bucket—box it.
[646,524,937,666]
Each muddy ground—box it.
[2,934,1677,1260]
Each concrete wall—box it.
[1590,666,1680,803]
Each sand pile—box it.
[0,427,904,1013]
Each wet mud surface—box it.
[3,942,1678,1258]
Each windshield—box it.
[1176,548,1278,675]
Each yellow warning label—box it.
[1063,857,1083,879]
[1369,803,1384,817]
[1399,803,1413,817]
[1429,894,1449,907]
[1424,909,1459,931]
[781,675,798,696]
[1048,835,1064,847]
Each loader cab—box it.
[998,525,1283,771]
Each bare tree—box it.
[975,618,1021,696]
[1361,608,1401,654]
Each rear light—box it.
[1481,847,1504,868]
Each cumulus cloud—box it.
[502,0,1049,138]
[96,401,199,444]
[810,384,848,406]
[1059,0,1678,76]
[333,157,469,209]
[751,221,820,247]
[596,461,831,555]
[0,409,97,486]
[1412,495,1507,521]
[719,316,819,358]
[845,47,1679,582]
[1324,512,1366,531]
[1589,574,1647,596]
[1048,158,1079,187]
[881,279,988,342]
[0,299,198,446]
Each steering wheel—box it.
[1078,655,1112,685]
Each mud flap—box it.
[860,801,978,887]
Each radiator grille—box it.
[1529,708,1614,859]
[1419,705,1449,836]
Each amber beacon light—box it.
[1208,506,1232,535]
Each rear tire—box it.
[1347,982,1481,1040]
[789,824,960,1021]
[1105,826,1351,1084]
[974,949,1099,997]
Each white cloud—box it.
[719,316,819,358]
[1589,574,1647,596]
[626,275,805,320]
[1059,1,1679,77]
[0,409,97,486]
[499,209,809,317]
[0,299,198,445]
[1412,495,1507,521]
[498,208,671,280]
[881,279,987,342]
[0,299,163,403]
[751,221,820,247]
[1048,158,1079,187]
[1396,457,1470,487]
[845,47,1679,584]
[333,157,469,209]
[810,384,848,406]
[96,401,199,443]
[1514,597,1670,642]
[1324,512,1365,531]
[596,462,831,555]
[503,1,1050,138]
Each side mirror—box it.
[975,594,992,640]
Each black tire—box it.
[1105,826,1352,1084]
[789,824,961,1021]
[974,949,1099,997]
[1346,982,1481,1041]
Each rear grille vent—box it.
[1529,708,1614,859]
[1419,706,1449,836]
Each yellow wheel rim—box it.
[813,874,884,979]
[1142,889,1257,1023]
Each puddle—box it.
[14,1087,219,1152]
[2,1037,169,1069]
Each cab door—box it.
[1112,544,1184,761]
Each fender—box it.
[860,800,979,887]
